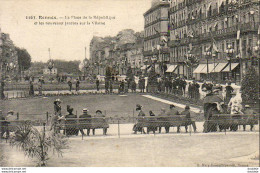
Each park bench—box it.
[59,117,109,135]
[135,115,194,133]
[212,114,259,131]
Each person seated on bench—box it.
[92,110,108,135]
[133,104,146,134]
[166,104,180,133]
[79,108,92,136]
[180,105,197,133]
[64,105,78,136]
[158,108,166,133]
[242,105,257,131]
[147,111,157,134]
[6,110,16,121]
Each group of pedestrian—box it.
[133,103,197,134]
[67,78,80,92]
[157,77,187,96]
[187,80,200,100]
[138,76,146,93]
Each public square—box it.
[0,93,259,167]
[0,0,260,170]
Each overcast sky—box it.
[0,0,152,62]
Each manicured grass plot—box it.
[0,94,194,120]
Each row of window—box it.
[170,36,256,61]
[145,23,161,38]
[144,38,161,51]
[144,9,161,26]
[170,10,257,40]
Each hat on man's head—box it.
[7,110,14,115]
[245,105,250,108]
[185,105,190,110]
[136,104,142,111]
[96,110,102,114]
[82,108,89,113]
[136,104,142,109]
[54,98,62,103]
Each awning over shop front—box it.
[221,63,239,72]
[200,63,218,74]
[211,62,228,73]
[193,64,207,74]
[166,65,178,73]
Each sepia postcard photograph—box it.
[0,0,259,171]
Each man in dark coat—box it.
[242,105,257,131]
[29,80,34,96]
[133,104,146,134]
[164,78,169,93]
[96,79,100,91]
[68,80,72,92]
[64,105,78,136]
[54,98,62,116]
[109,80,113,93]
[75,79,80,92]
[1,80,5,100]
[166,104,180,133]
[105,78,109,93]
[141,77,146,93]
[193,81,200,100]
[79,108,92,136]
[181,78,187,96]
[225,82,234,104]
[172,79,177,94]
[131,80,136,93]
[93,110,108,135]
[180,105,197,133]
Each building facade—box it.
[43,67,58,75]
[89,30,144,77]
[143,0,171,75]
[169,0,260,83]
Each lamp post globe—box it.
[226,44,234,81]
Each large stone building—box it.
[168,0,260,83]
[0,28,19,80]
[89,30,144,77]
[143,0,171,75]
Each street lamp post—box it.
[253,39,260,76]
[226,44,234,81]
[186,51,192,79]
[205,50,211,80]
